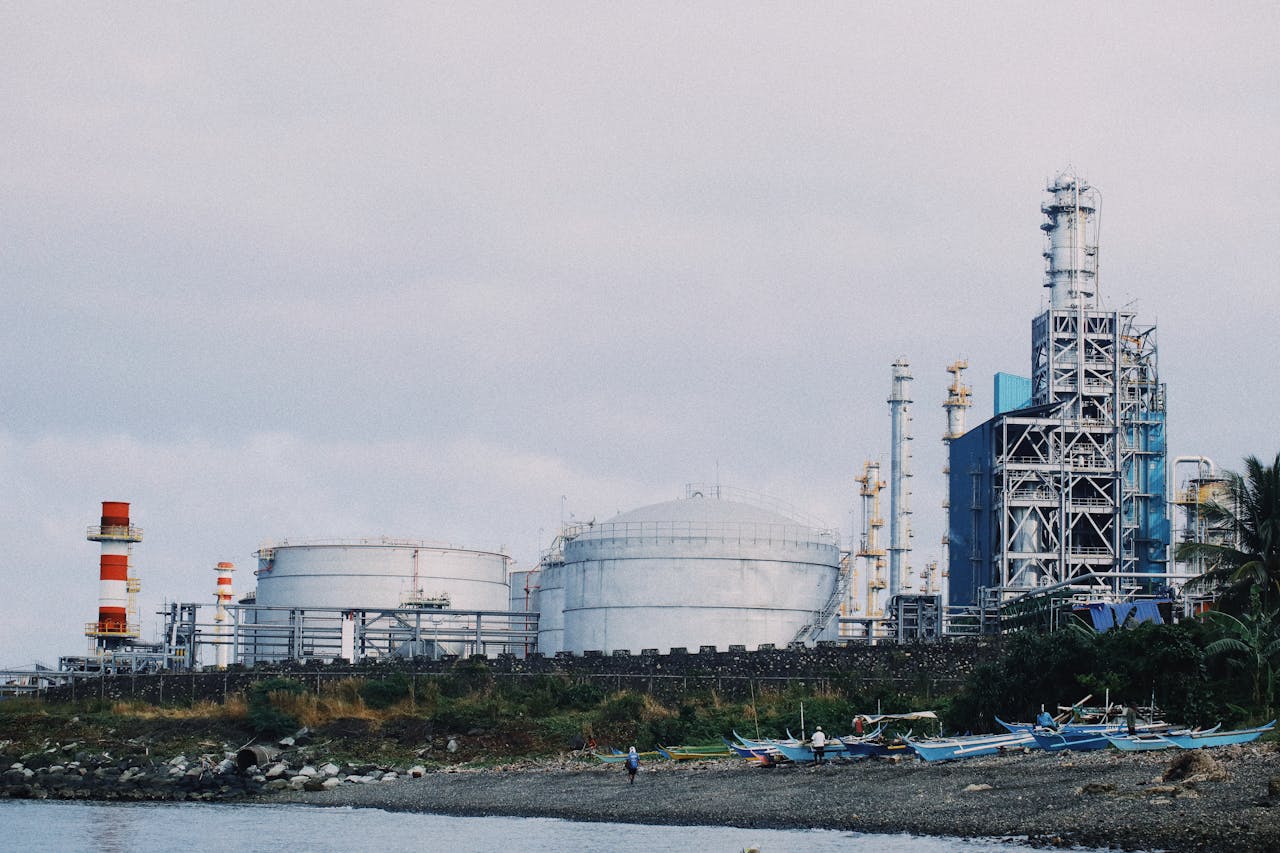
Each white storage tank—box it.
[557,493,841,654]
[255,539,510,611]
[243,539,511,662]
[535,560,566,654]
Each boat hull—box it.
[769,740,849,763]
[1161,720,1275,749]
[1031,730,1114,751]
[907,732,1036,761]
[1104,734,1176,751]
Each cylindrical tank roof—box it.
[567,495,837,546]
[256,537,508,559]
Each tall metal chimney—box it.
[888,359,913,599]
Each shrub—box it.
[361,674,412,710]
[245,677,307,737]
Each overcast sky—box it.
[3,3,1277,666]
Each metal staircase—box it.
[793,553,854,644]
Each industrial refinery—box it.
[35,172,1233,676]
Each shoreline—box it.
[273,746,1280,852]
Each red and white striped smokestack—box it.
[86,501,142,641]
[215,561,235,609]
[213,561,235,669]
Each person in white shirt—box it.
[810,726,827,765]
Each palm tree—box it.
[1202,592,1280,717]
[1178,453,1280,614]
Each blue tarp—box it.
[1075,600,1166,632]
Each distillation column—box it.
[1041,170,1099,309]
[940,360,972,604]
[85,501,142,651]
[888,359,913,599]
[213,561,235,669]
[856,460,887,627]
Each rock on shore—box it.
[0,737,411,803]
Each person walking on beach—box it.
[1124,705,1138,736]
[810,726,827,766]
[625,746,639,784]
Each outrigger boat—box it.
[906,730,1037,762]
[592,748,663,763]
[768,737,850,763]
[839,732,913,759]
[1104,723,1229,751]
[1030,721,1187,752]
[1104,732,1179,751]
[658,744,732,760]
[1153,720,1274,750]
[732,730,800,749]
[722,737,782,761]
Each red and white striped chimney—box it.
[86,501,142,641]
[213,561,235,669]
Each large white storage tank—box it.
[243,539,511,662]
[557,493,841,654]
[255,539,510,611]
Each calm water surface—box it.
[3,800,1111,852]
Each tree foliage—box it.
[1179,452,1280,614]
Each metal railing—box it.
[563,519,838,547]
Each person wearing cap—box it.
[810,726,827,765]
[625,746,640,783]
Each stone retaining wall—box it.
[39,640,996,705]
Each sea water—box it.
[1,800,1111,852]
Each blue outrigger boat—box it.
[769,737,850,763]
[838,733,914,758]
[905,730,1036,762]
[996,715,1163,734]
[1109,720,1274,751]
[1163,720,1274,748]
[1030,721,1185,751]
[1031,729,1116,752]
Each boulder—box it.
[1163,751,1229,784]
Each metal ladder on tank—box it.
[792,553,854,644]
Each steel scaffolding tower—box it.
[989,172,1168,603]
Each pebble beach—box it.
[281,744,1280,852]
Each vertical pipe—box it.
[888,359,914,600]
[941,360,972,607]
